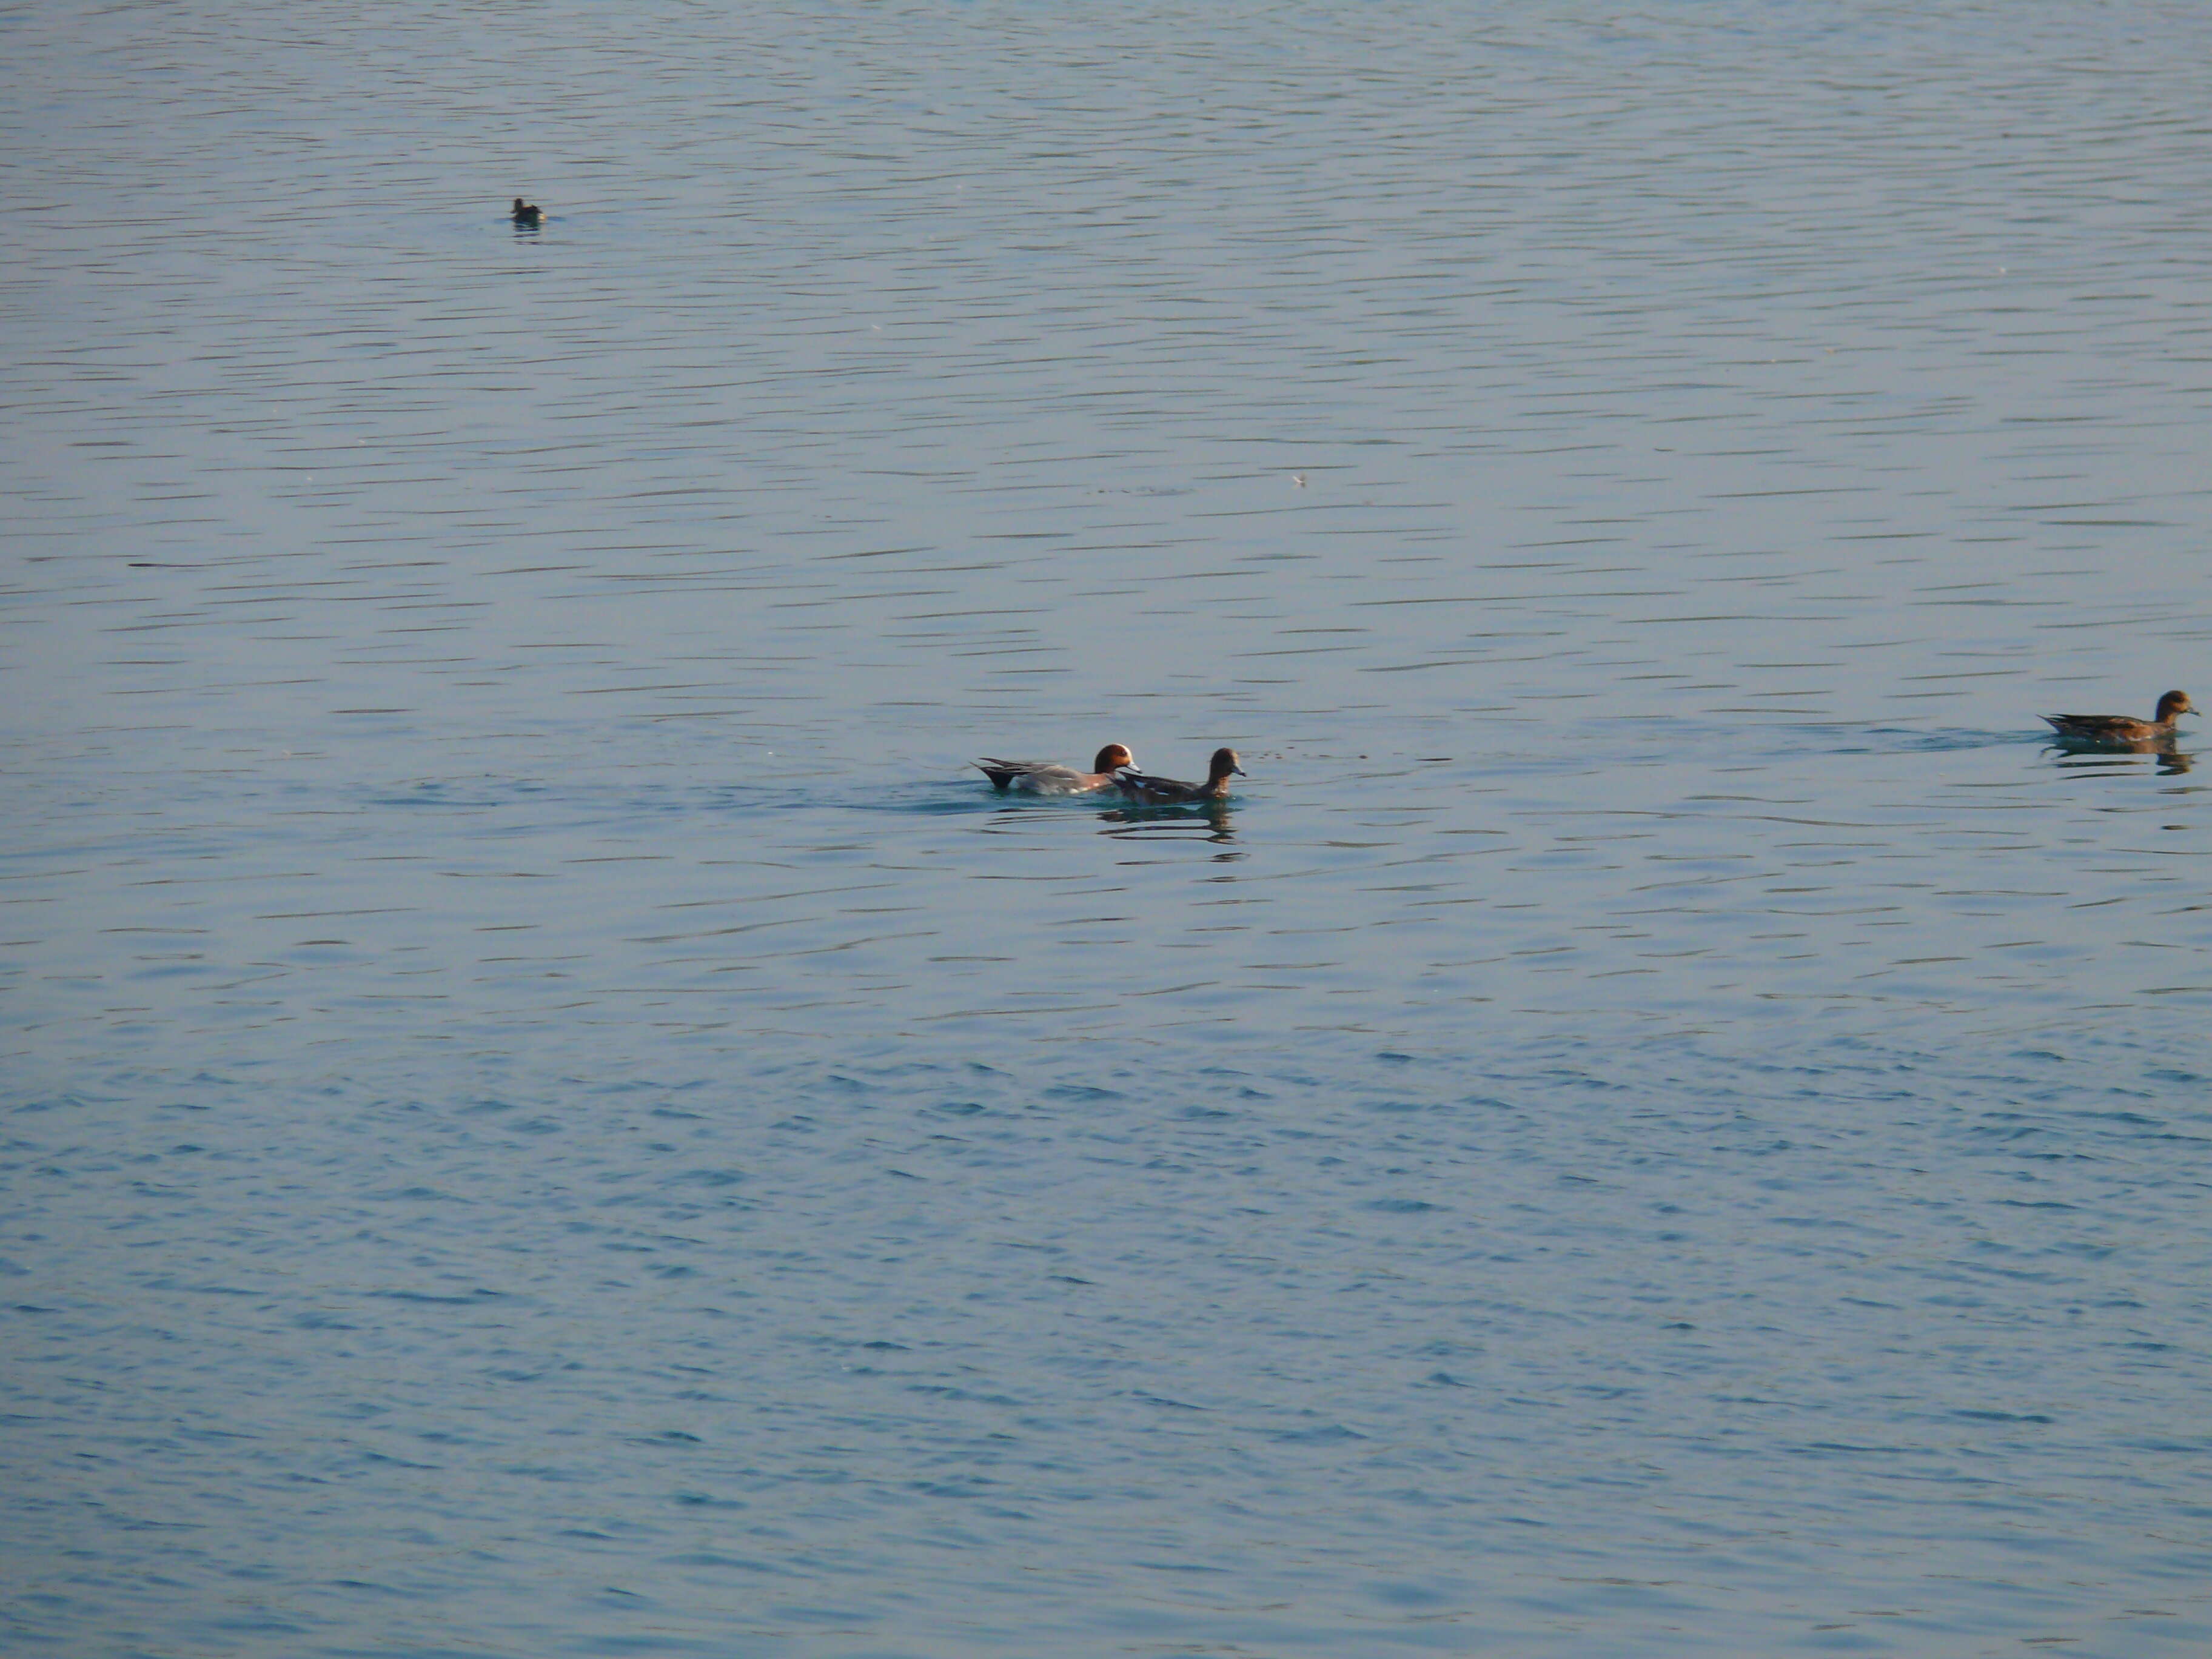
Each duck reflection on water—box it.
[1098,799,1238,845]
[2049,741,2193,776]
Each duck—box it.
[975,743,1135,796]
[1111,746,1245,804]
[511,197,543,226]
[2042,690,2195,745]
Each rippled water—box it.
[7,2,2212,1654]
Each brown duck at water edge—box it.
[975,744,1134,796]
[2041,690,2196,745]
[1111,747,1245,804]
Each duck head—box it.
[1207,747,1247,784]
[1092,743,1135,773]
[2157,690,2196,723]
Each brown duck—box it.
[2042,690,2195,745]
[1111,747,1245,804]
[511,197,543,226]
[975,743,1135,796]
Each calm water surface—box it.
[5,2,2212,1654]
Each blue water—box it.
[6,1,2211,1654]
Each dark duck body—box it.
[2042,689,2195,745]
[1111,746,1245,804]
[511,196,543,226]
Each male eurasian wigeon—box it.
[2042,690,2195,745]
[1111,747,1245,804]
[975,743,1135,796]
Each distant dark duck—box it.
[1111,746,1245,804]
[511,197,543,226]
[2042,690,2196,745]
[976,743,1135,796]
